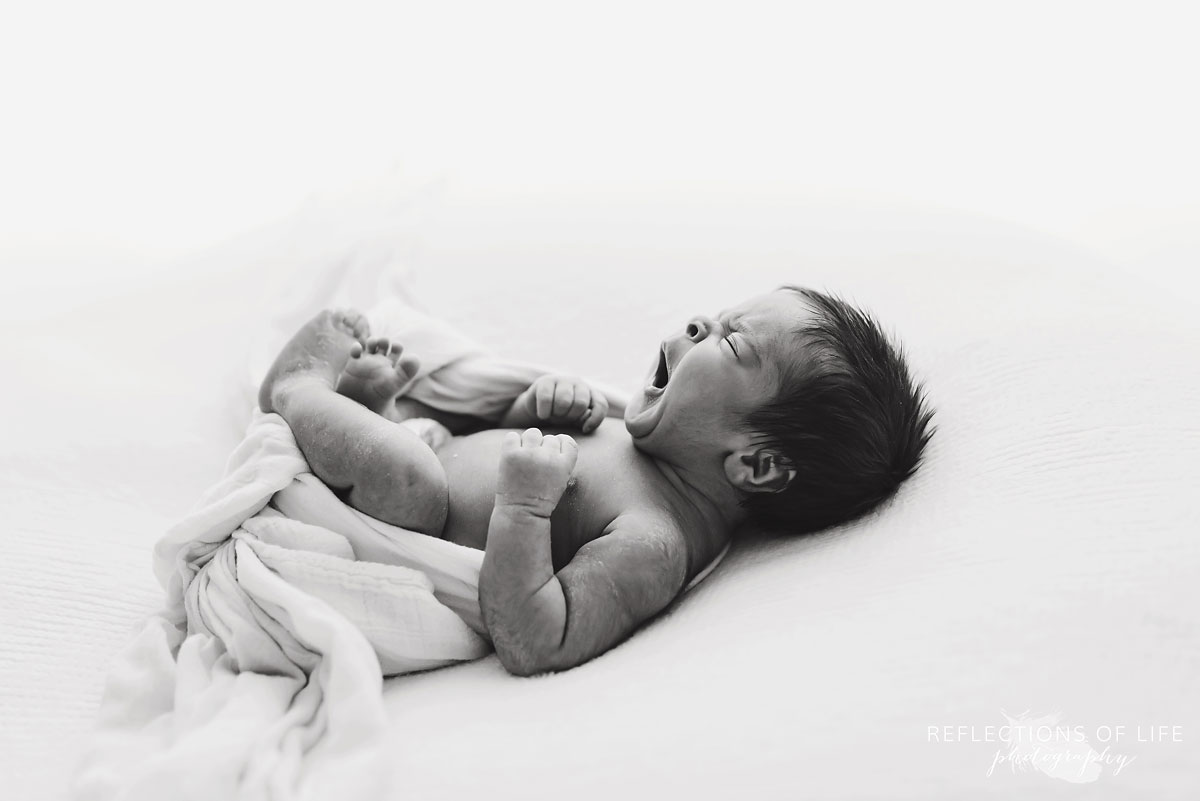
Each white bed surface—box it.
[2,185,1197,799]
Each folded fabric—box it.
[74,299,724,801]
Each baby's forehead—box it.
[719,288,814,336]
[722,289,821,373]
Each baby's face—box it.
[625,288,810,456]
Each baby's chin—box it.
[622,405,647,441]
[623,385,665,441]
[624,415,702,465]
[623,413,648,447]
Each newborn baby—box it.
[258,286,933,675]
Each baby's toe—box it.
[397,354,420,379]
[334,309,370,340]
[366,336,390,355]
[349,341,363,359]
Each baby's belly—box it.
[434,429,509,551]
[431,424,641,568]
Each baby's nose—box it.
[685,316,715,341]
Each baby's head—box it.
[625,286,934,534]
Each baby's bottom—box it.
[396,417,453,452]
[258,309,452,536]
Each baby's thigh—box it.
[347,428,449,537]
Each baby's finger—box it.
[541,433,567,453]
[535,380,555,419]
[568,384,591,422]
[557,434,579,458]
[591,392,609,419]
[580,406,602,433]
[581,393,609,433]
[552,383,575,418]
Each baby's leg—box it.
[259,309,448,536]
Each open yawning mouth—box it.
[651,345,670,390]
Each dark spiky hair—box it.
[739,286,935,533]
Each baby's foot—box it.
[336,336,422,415]
[259,308,369,413]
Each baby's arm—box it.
[498,374,610,434]
[478,429,688,675]
[338,340,615,436]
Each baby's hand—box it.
[515,374,609,433]
[495,428,579,518]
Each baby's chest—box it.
[546,442,660,565]
[436,424,660,564]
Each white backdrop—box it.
[1,0,1197,314]
[2,9,1199,791]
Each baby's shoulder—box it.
[603,501,728,589]
[574,428,728,578]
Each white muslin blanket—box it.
[73,302,652,800]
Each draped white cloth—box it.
[74,301,574,800]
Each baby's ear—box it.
[725,449,795,493]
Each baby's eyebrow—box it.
[720,311,747,332]
[723,313,762,365]
[741,319,760,348]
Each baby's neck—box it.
[646,452,744,546]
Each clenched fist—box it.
[495,428,579,518]
[512,374,610,434]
